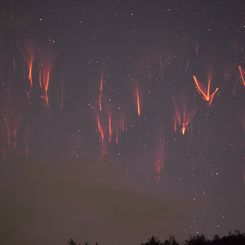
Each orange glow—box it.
[96,114,107,159]
[98,95,102,112]
[19,43,34,91]
[173,98,197,135]
[108,112,112,143]
[97,115,105,143]
[98,71,104,111]
[181,109,196,135]
[43,69,50,106]
[238,65,245,87]
[136,85,141,116]
[182,108,196,135]
[39,59,51,107]
[99,71,103,94]
[193,75,219,105]
[27,47,34,88]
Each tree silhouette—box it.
[142,236,164,245]
[184,234,209,245]
[163,236,179,245]
[213,230,245,245]
[142,235,179,245]
[183,231,245,245]
[68,231,245,245]
[68,239,76,245]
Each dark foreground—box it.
[68,230,245,245]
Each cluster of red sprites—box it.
[1,42,245,181]
[95,71,127,159]
[1,43,54,159]
[94,67,244,181]
[18,43,53,106]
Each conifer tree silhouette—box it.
[68,239,76,245]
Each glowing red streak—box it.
[99,71,103,94]
[172,98,197,135]
[98,71,104,111]
[173,115,180,132]
[120,115,125,132]
[136,86,141,116]
[96,115,107,159]
[97,115,105,143]
[43,69,50,107]
[193,75,219,105]
[181,109,186,135]
[172,98,181,133]
[98,95,102,111]
[39,60,51,107]
[19,43,34,91]
[175,108,181,128]
[108,112,112,143]
[27,48,34,88]
[238,65,245,87]
[38,68,42,88]
[181,108,196,135]
[155,139,165,181]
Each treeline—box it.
[68,230,245,245]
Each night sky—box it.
[0,0,244,244]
